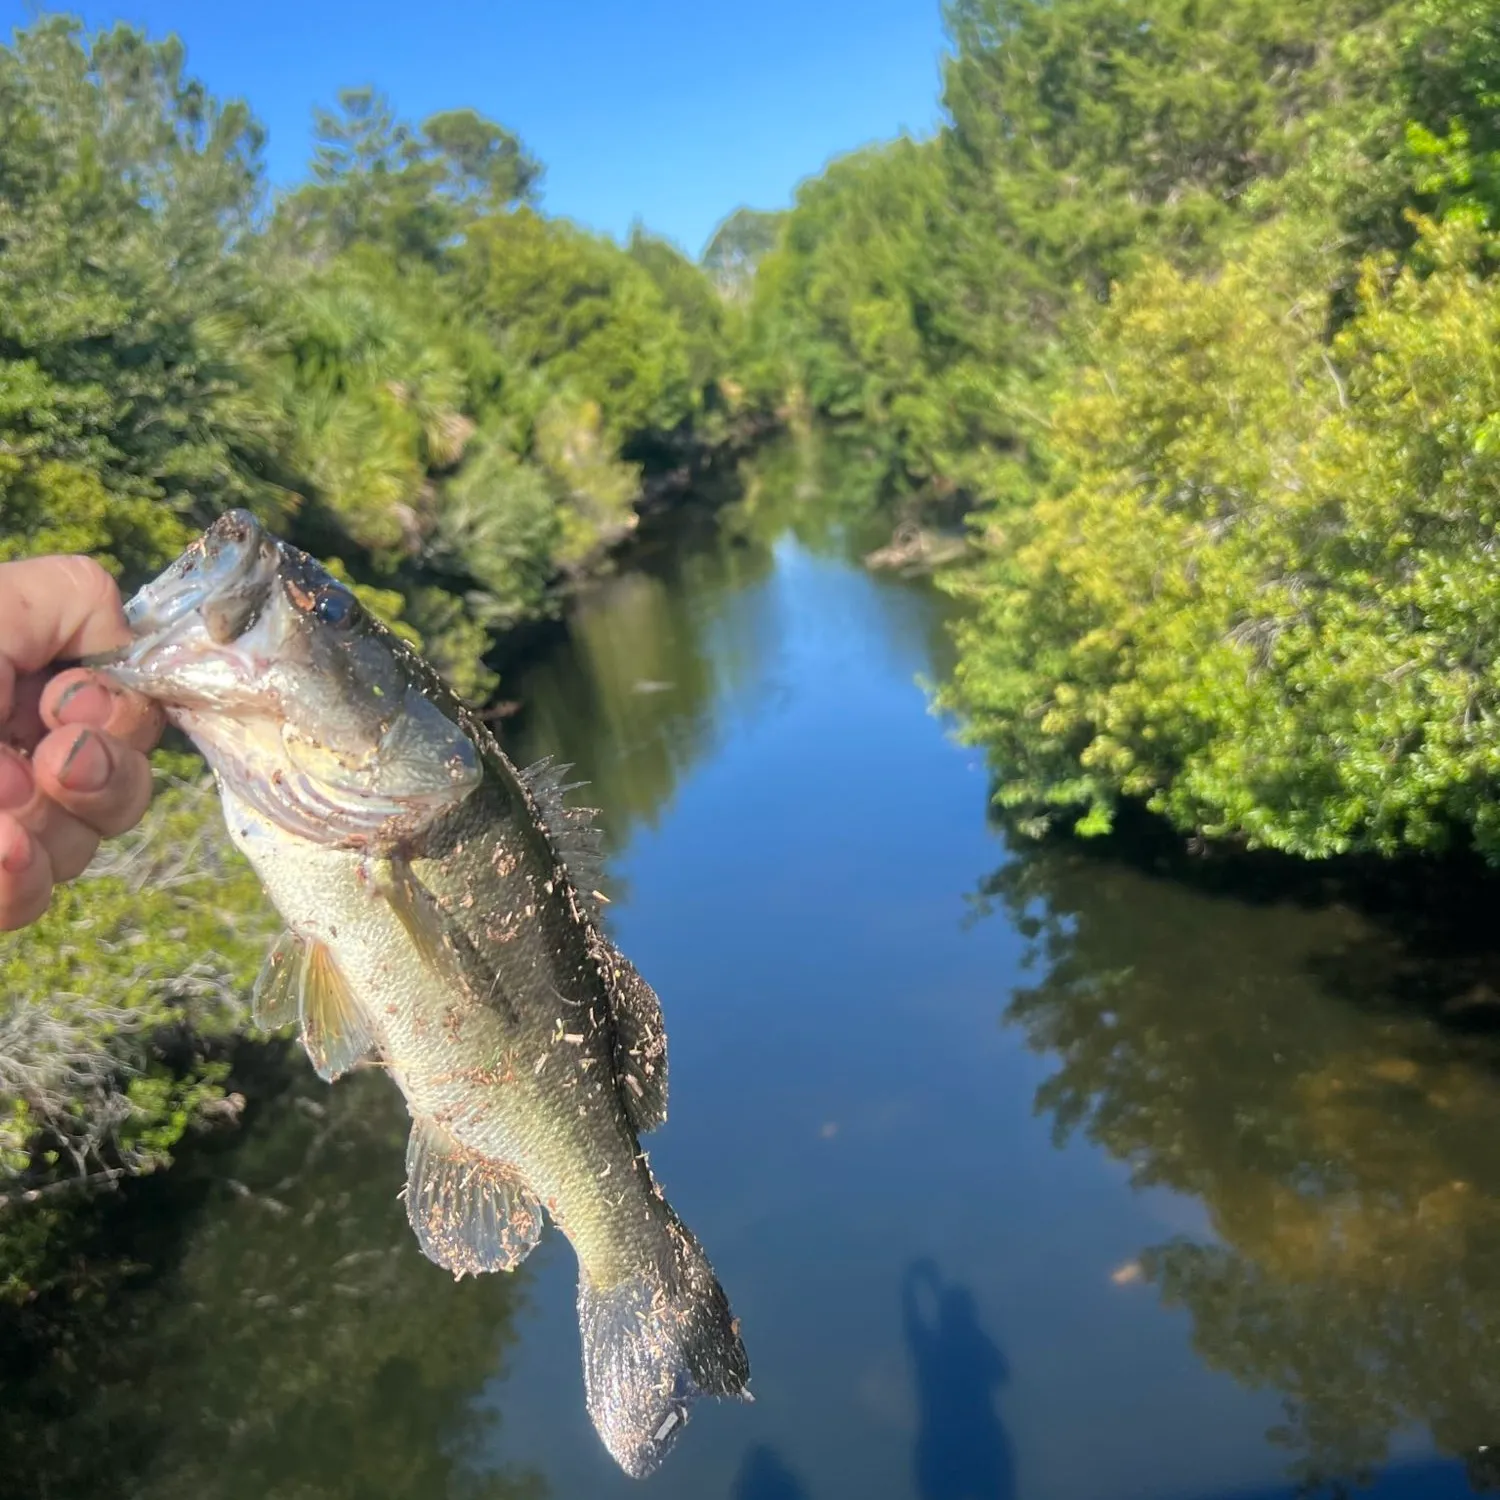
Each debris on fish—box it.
[93,510,750,1478]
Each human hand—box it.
[0,556,163,931]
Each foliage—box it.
[702,206,785,298]
[0,754,273,1299]
[731,0,1500,862]
[941,212,1500,858]
[742,0,1417,501]
[271,86,542,261]
[456,206,696,443]
[0,17,293,578]
[0,10,736,1285]
[739,138,1001,489]
[628,225,728,403]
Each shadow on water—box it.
[731,1444,814,1500]
[902,1259,1016,1500]
[972,810,1500,1495]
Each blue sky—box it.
[2,0,950,257]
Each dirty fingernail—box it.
[59,729,112,794]
[0,748,33,811]
[54,680,116,726]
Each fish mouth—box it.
[83,510,282,699]
[125,509,272,638]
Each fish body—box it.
[96,511,749,1477]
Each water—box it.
[11,447,1500,1499]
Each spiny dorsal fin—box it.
[298,936,377,1082]
[519,756,605,910]
[595,936,668,1132]
[405,1114,543,1277]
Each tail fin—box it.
[577,1226,751,1479]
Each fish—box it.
[91,510,751,1477]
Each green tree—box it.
[702,206,785,298]
[273,88,541,261]
[628,224,727,405]
[0,17,292,582]
[457,207,694,443]
[942,214,1500,860]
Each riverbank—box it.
[14,481,1500,1498]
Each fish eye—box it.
[313,587,357,628]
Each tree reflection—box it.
[0,1057,542,1500]
[501,432,957,855]
[502,495,777,852]
[976,822,1500,1493]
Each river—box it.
[11,442,1500,1499]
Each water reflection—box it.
[500,432,959,854]
[902,1260,1016,1500]
[976,823,1500,1493]
[731,1444,814,1500]
[502,504,777,850]
[0,1061,541,1500]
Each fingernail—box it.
[54,679,116,727]
[59,729,112,794]
[0,748,32,811]
[0,822,32,875]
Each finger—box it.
[41,670,164,755]
[22,793,103,885]
[0,668,46,754]
[0,737,118,893]
[0,557,130,718]
[0,815,54,932]
[32,726,154,840]
[0,744,34,813]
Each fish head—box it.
[98,509,482,843]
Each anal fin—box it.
[405,1115,543,1277]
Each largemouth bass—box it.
[93,511,750,1477]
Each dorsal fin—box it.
[594,936,668,1132]
[519,756,606,909]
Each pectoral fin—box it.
[298,937,376,1082]
[252,931,302,1032]
[404,1115,543,1277]
[370,858,458,983]
[373,857,519,1026]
